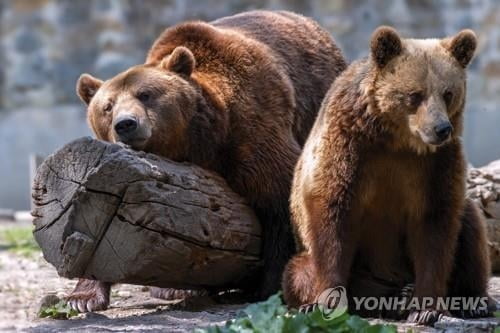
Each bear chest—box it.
[349,150,431,282]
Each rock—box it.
[434,316,500,331]
[488,241,500,273]
[81,312,108,320]
[14,28,42,53]
[468,162,500,273]
[486,218,500,242]
[37,294,61,317]
[10,53,49,89]
[483,189,498,205]
[485,201,500,219]
[117,291,132,298]
[94,52,137,79]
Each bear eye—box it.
[137,91,151,103]
[409,92,424,107]
[103,102,113,113]
[443,90,453,106]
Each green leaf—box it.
[308,308,349,329]
[38,301,78,320]
[346,315,370,331]
[195,293,396,333]
[283,312,310,333]
[360,324,397,333]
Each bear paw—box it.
[388,283,415,320]
[399,283,415,299]
[149,287,207,300]
[450,297,497,319]
[66,280,111,313]
[407,309,444,325]
[298,303,318,314]
[452,308,491,319]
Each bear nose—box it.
[434,122,453,141]
[114,116,138,136]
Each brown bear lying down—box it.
[283,26,496,325]
[70,10,346,312]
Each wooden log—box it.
[32,137,262,290]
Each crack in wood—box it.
[115,213,255,255]
[32,138,262,287]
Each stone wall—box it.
[1,0,500,209]
[2,0,500,109]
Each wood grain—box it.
[32,137,262,290]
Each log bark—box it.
[32,137,262,290]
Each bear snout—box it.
[112,115,152,149]
[417,120,453,146]
[434,121,453,142]
[114,116,138,136]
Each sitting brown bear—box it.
[282,26,495,325]
[70,10,346,312]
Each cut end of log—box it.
[32,137,262,290]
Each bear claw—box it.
[67,293,109,313]
[149,287,207,300]
[407,309,444,325]
[66,279,111,313]
[298,303,317,314]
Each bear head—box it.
[76,46,220,162]
[368,26,477,153]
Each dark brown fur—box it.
[282,27,492,325]
[71,10,346,311]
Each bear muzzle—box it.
[115,116,138,136]
[113,115,151,148]
[434,122,453,142]
[418,120,453,146]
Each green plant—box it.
[195,293,396,333]
[38,301,79,319]
[494,311,500,333]
[0,227,40,257]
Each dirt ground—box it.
[0,222,499,332]
[0,247,248,332]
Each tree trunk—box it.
[32,137,262,290]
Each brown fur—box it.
[283,26,491,325]
[72,10,346,310]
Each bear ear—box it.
[76,74,103,105]
[443,29,477,68]
[370,26,403,68]
[161,46,196,76]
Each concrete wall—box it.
[1,0,500,209]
